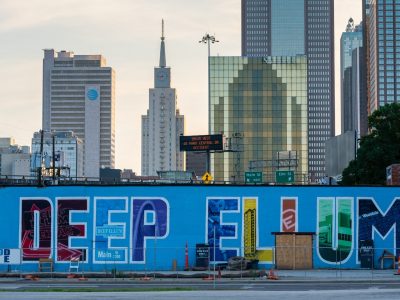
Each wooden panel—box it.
[275,235,295,269]
[275,234,313,270]
[294,235,313,269]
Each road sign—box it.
[275,170,295,184]
[180,135,223,152]
[202,172,213,184]
[245,172,263,184]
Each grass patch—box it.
[0,287,192,293]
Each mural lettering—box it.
[56,198,88,262]
[317,198,353,264]
[20,198,52,261]
[358,198,400,258]
[243,198,273,262]
[281,198,297,232]
[12,189,400,271]
[207,198,240,262]
[131,198,169,263]
[93,198,128,263]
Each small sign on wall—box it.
[0,249,20,264]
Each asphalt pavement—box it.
[1,269,400,293]
[1,289,400,300]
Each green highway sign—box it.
[245,172,263,184]
[275,170,295,184]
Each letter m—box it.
[358,198,400,258]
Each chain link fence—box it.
[0,246,398,279]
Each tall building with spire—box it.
[141,20,185,176]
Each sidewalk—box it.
[1,269,400,282]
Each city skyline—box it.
[0,0,362,173]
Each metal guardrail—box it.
[0,175,318,187]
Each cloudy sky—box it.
[0,0,362,173]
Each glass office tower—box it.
[365,0,400,113]
[340,20,363,134]
[242,0,335,180]
[210,56,308,182]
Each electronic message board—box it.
[179,135,223,152]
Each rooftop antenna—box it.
[161,19,165,41]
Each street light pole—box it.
[199,33,219,174]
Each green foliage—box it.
[341,103,400,185]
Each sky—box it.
[0,0,362,174]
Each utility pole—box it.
[38,130,44,186]
[199,33,219,173]
[52,133,56,181]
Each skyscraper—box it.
[351,46,368,136]
[42,50,115,178]
[340,19,363,134]
[210,56,308,182]
[141,21,185,176]
[241,0,335,180]
[364,0,400,113]
[341,20,363,79]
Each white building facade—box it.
[42,50,115,178]
[31,131,83,178]
[141,22,185,176]
[0,138,31,178]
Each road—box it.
[1,279,400,299]
[0,289,400,300]
[1,279,400,291]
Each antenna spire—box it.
[159,19,166,67]
[161,19,165,40]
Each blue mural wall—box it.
[0,185,399,271]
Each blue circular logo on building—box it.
[87,89,99,101]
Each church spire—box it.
[159,19,166,68]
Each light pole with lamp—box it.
[199,33,219,174]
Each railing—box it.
[0,175,318,187]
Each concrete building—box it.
[31,131,83,178]
[42,49,115,178]
[141,21,185,176]
[0,138,15,148]
[210,56,308,182]
[364,0,400,113]
[0,138,30,178]
[325,130,357,178]
[241,0,335,180]
[186,152,207,178]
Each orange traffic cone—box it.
[395,256,400,275]
[140,276,152,281]
[24,274,33,280]
[267,267,278,280]
[78,272,88,281]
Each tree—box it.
[341,103,400,185]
